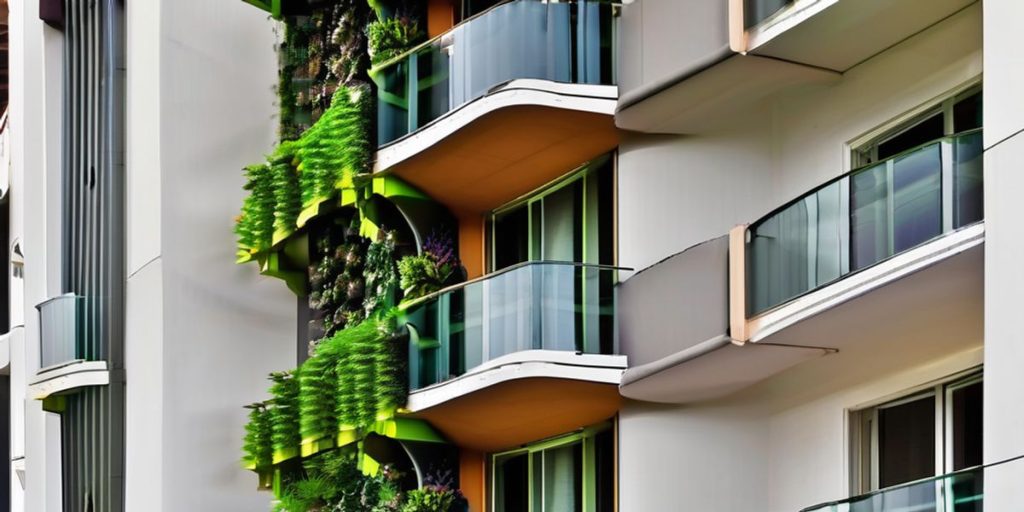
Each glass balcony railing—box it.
[371,0,617,147]
[744,0,795,29]
[797,457,1024,512]
[401,261,621,391]
[747,130,983,315]
[37,294,98,369]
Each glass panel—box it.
[594,430,615,512]
[407,263,617,390]
[801,463,990,512]
[38,294,88,368]
[744,0,793,29]
[374,0,615,146]
[878,395,935,488]
[542,182,579,262]
[415,44,451,129]
[954,131,984,227]
[543,442,583,512]
[892,143,942,253]
[748,180,844,314]
[376,60,409,146]
[493,206,529,270]
[851,163,891,270]
[877,113,944,161]
[954,92,983,133]
[495,453,529,512]
[951,381,983,471]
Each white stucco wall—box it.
[982,2,1024,507]
[123,1,297,511]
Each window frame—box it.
[489,423,613,512]
[486,154,616,272]
[850,369,983,494]
[851,84,982,168]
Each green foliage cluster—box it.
[269,371,302,453]
[235,85,371,259]
[401,488,460,512]
[367,16,424,66]
[277,1,375,139]
[398,230,463,301]
[363,232,399,317]
[235,164,276,254]
[276,451,407,512]
[242,404,273,469]
[309,218,368,343]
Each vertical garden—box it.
[234,1,466,510]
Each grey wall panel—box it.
[617,0,730,108]
[616,235,729,367]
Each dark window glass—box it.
[493,207,529,270]
[954,92,983,133]
[495,453,529,512]
[877,113,944,161]
[744,0,792,28]
[955,131,985,227]
[952,381,984,471]
[878,395,936,488]
[851,164,889,270]
[595,430,615,512]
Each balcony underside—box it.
[621,227,983,404]
[406,351,625,452]
[615,53,838,134]
[746,0,976,71]
[374,80,619,213]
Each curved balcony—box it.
[29,294,109,400]
[620,131,984,405]
[370,0,619,213]
[743,130,983,322]
[399,261,626,451]
[799,456,1024,512]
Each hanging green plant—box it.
[268,371,302,456]
[363,231,399,318]
[242,403,273,469]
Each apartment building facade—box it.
[3,0,1023,511]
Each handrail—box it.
[401,260,631,309]
[750,128,982,231]
[799,453,1024,512]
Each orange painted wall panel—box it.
[427,0,455,38]
[458,211,484,279]
[460,449,486,512]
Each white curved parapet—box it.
[374,80,618,174]
[405,349,627,413]
[28,360,110,400]
[0,331,10,373]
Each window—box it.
[854,88,982,166]
[487,155,614,272]
[492,426,615,512]
[852,372,983,492]
[849,88,983,271]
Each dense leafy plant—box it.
[363,231,399,318]
[235,85,371,260]
[367,16,424,66]
[269,371,302,454]
[401,487,460,512]
[242,403,273,469]
[275,450,408,512]
[398,230,463,300]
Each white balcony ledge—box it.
[29,360,109,400]
[406,350,625,451]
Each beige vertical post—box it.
[729,225,749,343]
[728,0,748,53]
